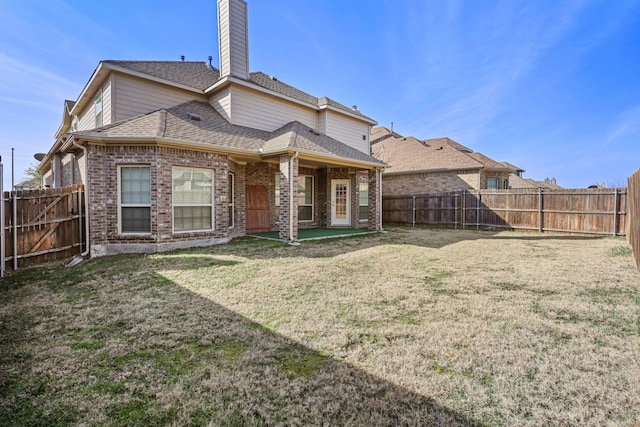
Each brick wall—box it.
[87,144,233,254]
[382,170,480,196]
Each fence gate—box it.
[2,184,85,272]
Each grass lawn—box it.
[1,227,638,426]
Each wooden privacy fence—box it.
[2,184,86,270]
[384,188,627,236]
[628,168,640,271]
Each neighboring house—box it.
[500,162,562,189]
[370,127,511,196]
[37,0,384,257]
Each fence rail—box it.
[2,184,85,271]
[383,188,627,236]
[628,169,640,271]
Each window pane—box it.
[173,167,213,204]
[359,206,369,221]
[359,183,368,206]
[298,176,313,205]
[122,207,151,233]
[299,206,312,221]
[275,173,280,206]
[121,167,151,204]
[174,206,212,232]
[487,178,498,190]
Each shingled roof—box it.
[370,127,510,174]
[104,60,221,90]
[74,100,383,166]
[371,135,483,173]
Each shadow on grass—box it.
[0,254,482,426]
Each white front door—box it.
[331,179,350,226]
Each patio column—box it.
[279,154,299,241]
[368,169,382,231]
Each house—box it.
[370,127,511,196]
[500,162,562,189]
[37,0,384,257]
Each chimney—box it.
[551,177,557,187]
[218,0,249,80]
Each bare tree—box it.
[17,162,42,189]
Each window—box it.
[119,166,151,233]
[274,173,280,206]
[228,172,235,228]
[359,182,369,221]
[94,91,103,128]
[172,167,214,232]
[298,175,313,221]
[487,178,498,190]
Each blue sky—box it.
[0,0,638,188]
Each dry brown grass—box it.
[1,227,638,426]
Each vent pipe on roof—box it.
[390,122,393,133]
[207,56,213,68]
[180,55,185,61]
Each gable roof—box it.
[500,161,525,173]
[73,100,384,167]
[466,152,511,171]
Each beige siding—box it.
[77,101,95,131]
[102,77,112,126]
[323,111,370,154]
[112,74,206,122]
[209,88,232,122]
[76,79,112,131]
[218,0,249,79]
[230,86,317,131]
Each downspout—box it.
[71,139,90,256]
[289,151,299,243]
[379,168,384,232]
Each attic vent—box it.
[436,146,443,150]
[270,75,278,81]
[309,129,320,136]
[188,113,202,121]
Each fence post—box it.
[12,189,17,271]
[462,191,466,229]
[538,188,543,233]
[454,192,458,229]
[412,195,416,227]
[476,191,480,230]
[78,186,83,254]
[613,188,618,237]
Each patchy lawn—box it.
[1,227,638,426]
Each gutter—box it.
[70,138,90,256]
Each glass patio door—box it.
[331,179,350,226]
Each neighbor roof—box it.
[73,100,384,167]
[371,135,483,173]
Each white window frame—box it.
[94,90,103,128]
[228,172,235,228]
[117,165,151,235]
[359,182,369,222]
[172,166,215,233]
[298,175,314,222]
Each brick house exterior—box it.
[37,0,384,256]
[371,127,510,196]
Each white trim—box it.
[358,181,369,222]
